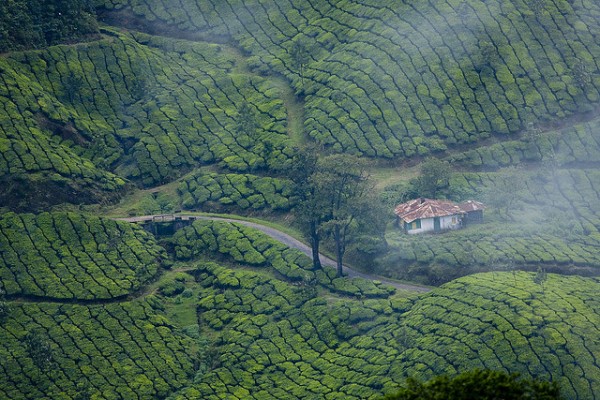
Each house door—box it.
[434,217,441,232]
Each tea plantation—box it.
[378,125,600,284]
[97,0,600,157]
[3,0,600,398]
[2,213,600,398]
[0,28,293,210]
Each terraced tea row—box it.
[172,219,395,298]
[0,212,164,300]
[0,300,195,399]
[400,272,600,399]
[169,262,408,399]
[98,0,600,158]
[178,171,294,212]
[167,264,600,399]
[0,29,292,210]
[450,115,600,169]
[3,211,600,398]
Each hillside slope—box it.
[3,1,600,398]
[0,28,292,210]
[2,214,599,399]
[97,0,600,157]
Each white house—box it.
[394,198,484,234]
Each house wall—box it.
[406,215,462,234]
[464,210,483,224]
[406,217,434,234]
[440,215,462,230]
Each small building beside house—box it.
[394,198,485,234]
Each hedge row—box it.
[172,220,395,298]
[98,0,600,158]
[399,272,600,400]
[450,116,600,169]
[452,168,600,235]
[0,212,165,300]
[3,258,600,398]
[178,171,294,212]
[168,265,600,399]
[1,28,291,192]
[169,261,408,399]
[0,299,194,399]
[0,54,126,208]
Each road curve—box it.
[114,214,432,293]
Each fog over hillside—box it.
[1,0,600,399]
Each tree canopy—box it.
[0,0,98,52]
[291,150,383,275]
[384,369,561,400]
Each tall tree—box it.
[290,38,311,95]
[484,166,526,219]
[528,0,547,20]
[572,59,591,90]
[236,102,259,144]
[316,155,373,276]
[23,331,54,370]
[290,146,323,269]
[0,288,9,321]
[292,150,378,276]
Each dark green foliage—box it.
[178,172,294,212]
[0,300,195,399]
[384,369,561,400]
[0,288,9,320]
[482,166,526,218]
[96,0,600,158]
[0,212,165,299]
[172,220,394,298]
[23,331,54,370]
[236,102,258,140]
[0,0,99,52]
[398,272,600,399]
[410,158,452,199]
[572,60,592,90]
[533,266,548,289]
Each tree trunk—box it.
[334,225,344,277]
[310,221,322,269]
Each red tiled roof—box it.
[457,200,485,212]
[394,198,484,223]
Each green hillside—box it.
[96,0,600,157]
[0,300,195,399]
[0,212,164,299]
[0,28,291,210]
[3,0,600,398]
[2,214,599,398]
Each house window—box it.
[406,220,421,230]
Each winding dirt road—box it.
[115,214,432,293]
